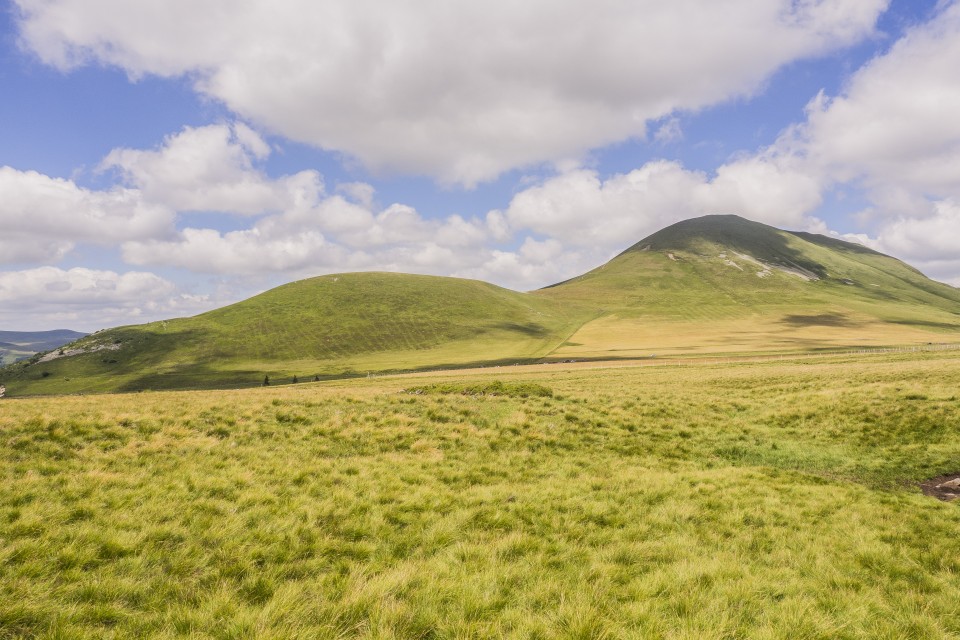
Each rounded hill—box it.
[1,272,592,395]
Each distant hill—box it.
[3,215,959,396]
[0,330,87,366]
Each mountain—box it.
[535,215,960,358]
[0,273,591,395]
[0,329,87,366]
[2,215,959,396]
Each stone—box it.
[938,477,960,490]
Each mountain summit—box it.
[3,215,959,395]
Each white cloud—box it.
[0,166,174,264]
[0,267,212,331]
[867,201,960,262]
[0,267,174,304]
[497,157,822,249]
[109,173,614,291]
[15,0,887,185]
[846,200,960,286]
[120,192,499,277]
[653,118,683,145]
[122,227,333,276]
[100,123,323,215]
[792,2,960,207]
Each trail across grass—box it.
[2,352,960,638]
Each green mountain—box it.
[0,330,87,366]
[3,215,959,396]
[536,215,960,359]
[0,273,591,395]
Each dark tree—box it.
[292,375,299,384]
[263,375,270,386]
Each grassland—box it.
[2,351,959,638]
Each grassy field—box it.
[2,351,959,638]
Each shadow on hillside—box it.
[790,231,881,256]
[491,322,549,336]
[116,365,267,393]
[889,318,960,331]
[780,313,861,328]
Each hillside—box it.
[0,273,592,395]
[0,329,87,366]
[536,215,960,358]
[3,215,960,396]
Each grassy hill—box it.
[0,273,592,396]
[3,215,960,396]
[537,215,960,358]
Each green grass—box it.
[2,351,960,638]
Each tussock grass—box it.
[2,352,960,638]
[403,380,553,398]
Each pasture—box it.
[2,351,959,638]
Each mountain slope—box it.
[0,273,592,395]
[3,215,959,396]
[536,215,960,358]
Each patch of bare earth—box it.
[921,473,960,501]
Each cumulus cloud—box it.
[101,122,323,215]
[15,0,887,185]
[800,2,960,202]
[847,200,960,285]
[0,166,174,264]
[0,267,213,330]
[122,228,333,276]
[0,267,174,304]
[120,192,501,277]
[497,156,822,249]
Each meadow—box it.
[2,351,959,638]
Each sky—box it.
[2,0,960,332]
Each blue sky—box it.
[2,0,960,331]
